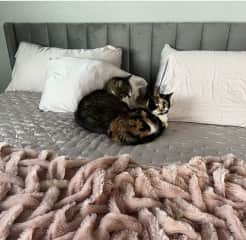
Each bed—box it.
[2,22,246,165]
[1,23,246,240]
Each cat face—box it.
[153,92,173,115]
[106,75,132,100]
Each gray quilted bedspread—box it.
[0,91,246,165]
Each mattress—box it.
[1,91,246,165]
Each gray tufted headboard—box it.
[4,22,246,88]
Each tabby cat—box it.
[104,75,132,101]
[75,77,172,145]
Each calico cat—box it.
[148,89,173,128]
[132,86,173,128]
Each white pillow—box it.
[156,44,246,127]
[7,42,122,92]
[39,57,147,113]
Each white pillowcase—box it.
[156,44,246,127]
[39,57,147,113]
[7,42,122,92]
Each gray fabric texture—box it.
[4,22,246,89]
[0,91,245,165]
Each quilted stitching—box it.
[0,91,246,165]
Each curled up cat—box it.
[75,76,173,145]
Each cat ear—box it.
[124,74,132,82]
[125,75,132,91]
[126,74,132,79]
[164,92,173,100]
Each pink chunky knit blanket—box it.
[0,143,245,240]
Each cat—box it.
[75,89,129,134]
[74,76,133,134]
[74,75,132,134]
[75,78,172,145]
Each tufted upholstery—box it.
[4,22,246,88]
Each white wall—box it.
[1,1,246,91]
